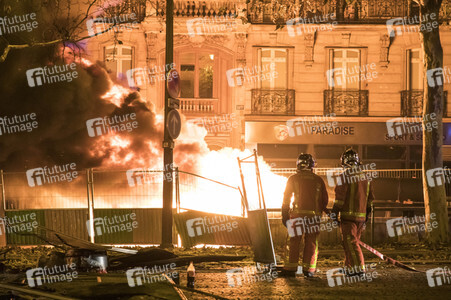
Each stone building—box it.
[86,0,451,168]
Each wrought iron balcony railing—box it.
[180,98,219,114]
[324,89,369,116]
[251,89,295,115]
[102,0,147,23]
[154,0,239,17]
[247,0,451,24]
[401,90,448,117]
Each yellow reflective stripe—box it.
[312,238,318,269]
[334,199,344,206]
[342,211,366,218]
[366,182,370,199]
[292,209,317,215]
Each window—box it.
[104,45,133,78]
[328,49,361,90]
[179,52,214,99]
[258,48,288,89]
[407,49,423,90]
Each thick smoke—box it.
[0,43,208,173]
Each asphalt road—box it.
[184,263,451,300]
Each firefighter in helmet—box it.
[331,149,374,276]
[281,154,329,277]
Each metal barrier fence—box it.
[0,168,448,246]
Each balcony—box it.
[251,89,295,115]
[154,0,239,17]
[102,0,147,22]
[180,98,219,114]
[324,89,369,116]
[401,90,448,117]
[247,0,451,24]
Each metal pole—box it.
[161,0,174,248]
[0,170,6,247]
[87,169,95,243]
[371,201,375,246]
[0,170,5,212]
[175,167,180,213]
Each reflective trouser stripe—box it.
[292,209,318,215]
[311,239,318,270]
[334,199,344,207]
[342,211,366,218]
[303,239,318,271]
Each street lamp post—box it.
[161,0,174,248]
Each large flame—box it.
[94,79,288,216]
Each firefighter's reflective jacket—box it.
[282,170,329,222]
[333,169,375,222]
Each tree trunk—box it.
[420,0,449,244]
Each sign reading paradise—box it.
[246,121,451,145]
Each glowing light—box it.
[101,84,130,106]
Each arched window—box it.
[104,45,133,78]
[178,52,214,99]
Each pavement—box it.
[183,263,451,300]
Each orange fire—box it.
[96,79,288,215]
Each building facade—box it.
[86,0,451,168]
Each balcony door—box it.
[176,52,216,113]
[325,48,368,116]
[328,49,361,90]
